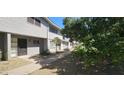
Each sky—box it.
[49,17,64,28]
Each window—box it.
[50,27,62,35]
[11,37,18,57]
[27,17,41,27]
[33,40,40,44]
[27,17,34,24]
[35,19,41,27]
[50,29,57,34]
[11,38,17,51]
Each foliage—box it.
[52,37,61,52]
[41,49,50,55]
[62,17,124,74]
[52,37,61,45]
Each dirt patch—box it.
[0,58,32,73]
[30,53,124,75]
[30,54,75,75]
[30,68,57,75]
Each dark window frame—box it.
[33,40,40,45]
[27,17,41,27]
[35,19,41,27]
[27,17,35,24]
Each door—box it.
[18,38,27,56]
[0,33,4,60]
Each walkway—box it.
[1,51,70,75]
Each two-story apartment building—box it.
[0,17,71,61]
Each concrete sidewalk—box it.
[1,52,70,75]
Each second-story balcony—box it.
[49,26,62,36]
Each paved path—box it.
[1,52,70,75]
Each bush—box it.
[72,33,124,74]
[62,17,124,74]
[40,50,50,55]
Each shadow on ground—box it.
[39,54,79,75]
[42,54,124,75]
[30,52,124,75]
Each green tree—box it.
[62,17,124,74]
[52,37,61,53]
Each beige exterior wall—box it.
[0,17,72,60]
[11,35,45,57]
[0,17,48,38]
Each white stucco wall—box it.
[11,35,43,57]
[0,17,72,56]
[27,38,40,56]
[47,31,72,52]
[0,17,48,38]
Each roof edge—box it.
[43,17,62,30]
